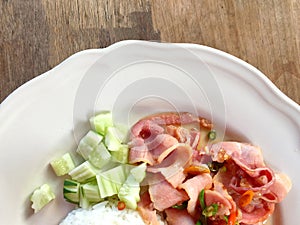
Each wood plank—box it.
[151,0,300,103]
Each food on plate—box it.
[127,112,291,225]
[59,199,165,225]
[50,153,76,176]
[30,183,55,213]
[32,111,291,225]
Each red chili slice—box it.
[117,201,126,210]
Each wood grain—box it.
[0,0,299,104]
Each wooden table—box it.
[1,0,299,104]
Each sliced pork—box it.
[149,176,189,211]
[207,181,237,217]
[165,208,195,225]
[137,191,162,225]
[179,173,212,216]
[128,113,291,225]
[129,137,155,165]
[209,141,291,224]
[147,144,193,188]
[129,133,178,166]
[140,112,201,126]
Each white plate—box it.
[0,40,299,225]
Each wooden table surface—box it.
[1,0,299,104]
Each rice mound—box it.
[59,200,165,225]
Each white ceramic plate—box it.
[0,40,299,225]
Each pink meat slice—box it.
[129,133,178,166]
[204,190,232,216]
[209,142,280,194]
[208,181,237,216]
[147,144,193,188]
[129,112,202,166]
[265,172,292,203]
[130,119,165,140]
[137,191,162,225]
[130,112,201,140]
[213,164,275,224]
[239,200,275,224]
[166,125,201,149]
[209,142,292,224]
[129,137,155,165]
[141,112,200,126]
[165,208,195,225]
[179,173,212,216]
[209,142,265,168]
[129,120,165,165]
[149,174,189,211]
[148,134,179,163]
[189,128,201,149]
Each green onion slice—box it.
[208,130,217,140]
[199,189,206,210]
[172,201,188,209]
[202,203,219,217]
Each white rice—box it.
[59,200,165,225]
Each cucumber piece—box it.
[50,153,75,176]
[104,127,122,151]
[96,174,119,198]
[117,163,147,209]
[88,142,111,169]
[68,161,98,183]
[30,184,55,213]
[118,174,140,210]
[63,179,80,204]
[96,164,133,198]
[130,162,147,183]
[77,130,103,160]
[90,112,113,135]
[110,144,129,164]
[114,123,129,143]
[81,180,102,203]
[79,185,90,209]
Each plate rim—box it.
[1,40,299,116]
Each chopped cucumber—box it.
[118,175,140,209]
[96,164,133,198]
[77,130,103,160]
[104,127,122,151]
[114,123,129,143]
[96,174,119,198]
[63,179,80,204]
[110,144,129,164]
[35,111,143,212]
[81,180,102,203]
[79,185,90,209]
[88,142,111,169]
[130,162,147,183]
[90,112,113,135]
[68,161,98,182]
[30,184,55,213]
[118,163,147,209]
[50,153,75,176]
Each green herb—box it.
[172,201,188,209]
[202,203,219,217]
[224,215,229,223]
[196,221,202,225]
[198,189,207,225]
[208,130,217,140]
[199,189,206,210]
